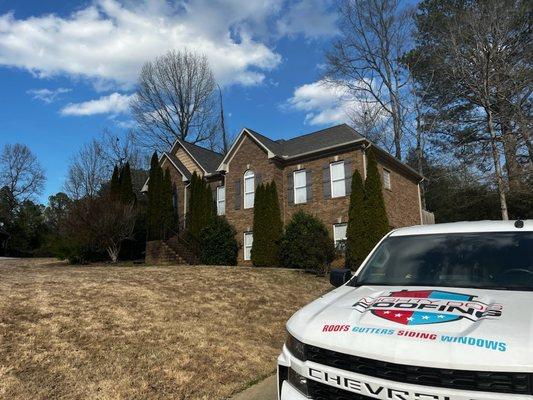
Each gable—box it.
[218,129,276,172]
[169,138,223,174]
[176,147,204,176]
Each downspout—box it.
[417,179,424,225]
[362,141,372,179]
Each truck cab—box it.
[278,220,533,400]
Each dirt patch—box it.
[0,263,330,399]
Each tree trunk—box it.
[107,244,120,263]
[392,98,402,160]
[415,115,426,210]
[486,108,509,220]
[498,106,520,191]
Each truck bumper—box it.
[277,344,533,400]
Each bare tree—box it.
[0,143,45,211]
[64,139,108,200]
[65,194,136,263]
[99,129,148,171]
[131,49,220,151]
[326,0,413,159]
[347,99,391,152]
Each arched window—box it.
[243,170,255,209]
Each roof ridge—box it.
[281,123,355,143]
[244,127,277,143]
[177,137,224,157]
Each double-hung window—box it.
[244,170,255,209]
[216,186,225,215]
[244,232,253,261]
[330,161,346,198]
[333,223,347,249]
[383,169,391,190]
[293,170,307,204]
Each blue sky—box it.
[0,0,353,203]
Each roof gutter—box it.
[365,141,425,182]
[277,138,366,161]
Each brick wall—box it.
[282,149,365,235]
[376,155,422,229]
[222,138,421,264]
[224,135,284,264]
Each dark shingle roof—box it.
[177,139,224,174]
[244,128,284,155]
[164,152,192,180]
[245,124,364,158]
[244,124,421,180]
[275,124,364,157]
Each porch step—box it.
[165,236,199,265]
[145,238,197,265]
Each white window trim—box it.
[293,169,307,204]
[333,223,348,246]
[383,169,391,190]
[244,170,255,209]
[330,161,346,198]
[216,186,225,215]
[244,232,253,261]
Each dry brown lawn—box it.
[0,259,330,400]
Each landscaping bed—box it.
[0,261,330,399]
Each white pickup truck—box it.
[278,220,533,400]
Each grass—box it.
[0,259,330,400]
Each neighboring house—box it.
[145,124,425,264]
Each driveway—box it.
[230,375,277,400]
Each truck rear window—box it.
[356,232,533,290]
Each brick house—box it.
[145,124,425,265]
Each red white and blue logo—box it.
[353,289,503,326]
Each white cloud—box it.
[61,92,134,116]
[0,0,286,89]
[0,1,339,89]
[27,87,71,104]
[114,119,136,129]
[277,0,338,38]
[285,79,353,125]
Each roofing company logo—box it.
[353,290,503,326]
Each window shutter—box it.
[211,185,217,201]
[322,163,331,199]
[234,179,241,210]
[306,170,313,202]
[287,172,294,205]
[344,160,353,195]
[255,173,262,188]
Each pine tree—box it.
[251,183,267,266]
[161,168,175,239]
[119,162,135,204]
[251,181,283,267]
[268,181,283,266]
[363,149,389,253]
[345,170,366,270]
[147,152,163,240]
[186,172,213,247]
[110,165,121,198]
